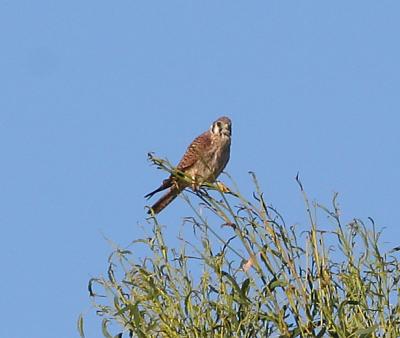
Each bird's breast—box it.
[185,136,231,184]
[207,137,231,179]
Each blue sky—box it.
[1,1,399,337]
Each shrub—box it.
[79,156,400,337]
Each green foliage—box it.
[79,157,400,337]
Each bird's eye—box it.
[211,121,225,134]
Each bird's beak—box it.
[222,126,231,136]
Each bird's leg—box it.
[189,175,210,199]
[191,175,202,192]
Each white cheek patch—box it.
[211,123,218,134]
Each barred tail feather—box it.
[144,178,173,199]
[148,188,179,214]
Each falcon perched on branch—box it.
[145,116,232,214]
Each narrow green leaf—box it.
[88,278,99,297]
[101,319,113,338]
[338,299,359,323]
[240,278,250,297]
[115,305,130,316]
[222,271,250,304]
[222,271,241,294]
[354,325,379,336]
[269,279,288,291]
[131,303,147,338]
[132,303,142,329]
[77,313,85,338]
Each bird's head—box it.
[210,116,232,138]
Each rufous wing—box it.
[176,131,212,172]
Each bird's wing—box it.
[177,131,212,172]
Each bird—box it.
[145,116,232,214]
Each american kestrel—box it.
[145,116,232,214]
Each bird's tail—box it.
[148,187,179,214]
[144,178,173,199]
